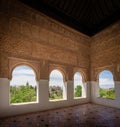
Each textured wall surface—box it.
[90,21,120,80]
[90,21,120,109]
[0,0,91,117]
[0,0,90,79]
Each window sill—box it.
[74,97,86,99]
[49,99,67,102]
[97,97,115,100]
[10,101,38,106]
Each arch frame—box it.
[94,65,116,82]
[95,66,116,100]
[73,67,88,83]
[8,57,40,81]
[49,64,68,82]
[73,67,88,98]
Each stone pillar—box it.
[0,78,10,116]
[39,79,49,105]
[115,81,120,101]
[67,80,74,101]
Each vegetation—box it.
[49,85,63,100]
[10,82,37,104]
[99,88,115,99]
[10,83,83,103]
[74,85,82,97]
[49,85,83,100]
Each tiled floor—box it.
[0,103,120,127]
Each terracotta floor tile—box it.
[0,103,120,127]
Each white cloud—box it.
[99,78,114,85]
[49,80,64,87]
[99,78,114,88]
[10,75,37,86]
[13,69,35,76]
[11,66,37,86]
[49,70,64,86]
[74,72,83,88]
[74,72,82,79]
[50,70,63,79]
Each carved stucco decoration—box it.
[94,65,117,82]
[73,67,88,83]
[49,64,68,82]
[5,0,89,44]
[117,64,120,80]
[8,57,40,81]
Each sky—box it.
[49,70,64,87]
[74,72,83,87]
[99,70,114,88]
[10,66,114,89]
[10,66,37,86]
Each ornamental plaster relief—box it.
[0,34,32,56]
[0,0,90,45]
[91,38,120,55]
[32,42,77,66]
[49,63,68,82]
[93,65,117,81]
[91,22,120,69]
[0,0,89,79]
[8,57,40,81]
[0,52,9,78]
[8,17,88,53]
[73,67,88,83]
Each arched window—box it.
[74,72,86,98]
[49,69,66,101]
[99,70,115,99]
[10,65,38,104]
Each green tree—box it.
[10,85,37,103]
[74,85,82,97]
[99,88,106,98]
[99,88,115,99]
[49,85,63,100]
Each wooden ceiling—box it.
[19,0,120,36]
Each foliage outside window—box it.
[10,66,37,104]
[74,72,83,98]
[49,69,64,100]
[99,70,115,100]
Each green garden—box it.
[10,83,115,104]
[99,88,115,99]
[10,84,83,103]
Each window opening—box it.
[99,70,115,99]
[49,69,66,100]
[10,65,38,104]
